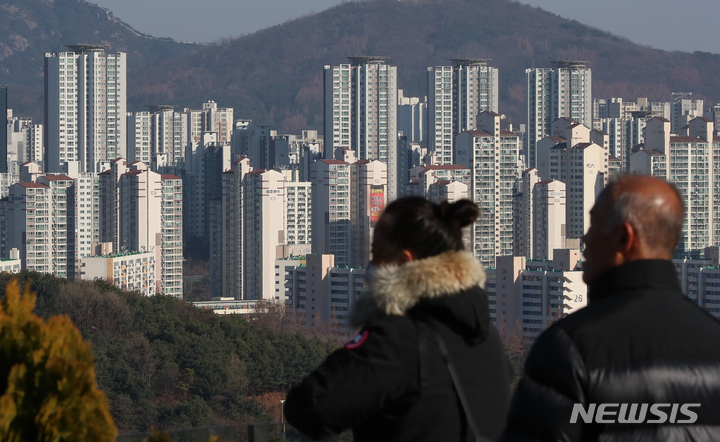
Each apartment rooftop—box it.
[549,60,589,68]
[449,58,491,67]
[345,56,389,66]
[89,250,153,259]
[62,43,107,54]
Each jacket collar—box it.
[588,259,682,303]
[350,250,486,328]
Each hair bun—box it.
[442,199,479,228]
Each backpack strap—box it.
[418,317,493,442]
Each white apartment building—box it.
[71,172,100,277]
[7,116,43,167]
[323,58,399,200]
[596,119,624,165]
[126,111,152,164]
[408,164,472,196]
[397,90,427,144]
[0,249,21,274]
[242,169,285,300]
[2,182,53,274]
[526,61,592,168]
[183,107,204,149]
[513,169,567,261]
[3,175,75,278]
[80,249,158,296]
[486,251,587,342]
[455,112,520,268]
[45,45,126,173]
[203,100,233,144]
[285,179,312,246]
[160,174,183,297]
[152,106,187,165]
[671,92,703,134]
[427,59,499,165]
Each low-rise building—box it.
[486,249,587,342]
[80,249,158,296]
[280,254,365,330]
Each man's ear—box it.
[618,221,636,255]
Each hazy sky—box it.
[92,0,720,53]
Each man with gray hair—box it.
[500,174,720,441]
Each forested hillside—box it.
[0,271,335,434]
[0,0,198,119]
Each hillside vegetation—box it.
[4,0,720,131]
[0,0,198,119]
[0,271,336,434]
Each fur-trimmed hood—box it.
[350,250,488,330]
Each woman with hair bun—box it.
[285,197,512,442]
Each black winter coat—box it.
[500,259,720,442]
[285,251,513,441]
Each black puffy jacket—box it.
[500,259,720,442]
[285,251,513,441]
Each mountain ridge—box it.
[3,0,720,132]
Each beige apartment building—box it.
[80,249,158,296]
[486,250,587,342]
[630,116,714,253]
[98,159,182,297]
[279,254,366,330]
[535,120,608,241]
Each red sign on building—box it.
[370,186,385,225]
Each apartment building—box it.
[80,249,158,296]
[311,159,387,268]
[280,254,366,329]
[536,120,608,241]
[486,250,587,342]
[526,61,592,168]
[323,58,399,200]
[242,169,285,300]
[97,159,182,296]
[397,90,427,145]
[427,59,499,164]
[454,111,520,267]
[630,116,714,253]
[285,179,312,247]
[45,45,126,173]
[126,111,152,164]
